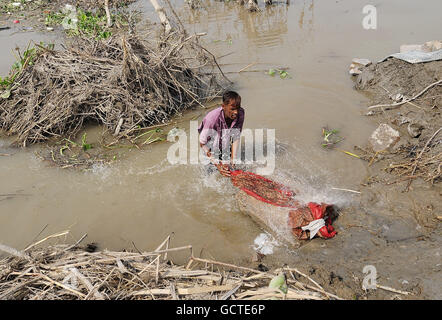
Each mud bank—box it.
[245,57,441,300]
[355,57,441,189]
[330,56,442,299]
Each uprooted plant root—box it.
[0,32,225,146]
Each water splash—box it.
[253,232,280,255]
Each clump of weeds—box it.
[0,42,53,99]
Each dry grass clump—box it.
[0,234,342,300]
[385,129,442,188]
[0,31,225,146]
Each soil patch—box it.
[354,58,441,189]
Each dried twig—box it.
[0,236,346,300]
[24,230,70,252]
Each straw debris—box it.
[0,30,225,146]
[0,234,342,300]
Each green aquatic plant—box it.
[44,8,126,40]
[59,132,92,154]
[81,133,92,151]
[320,127,360,158]
[45,11,65,26]
[267,68,291,79]
[321,127,344,148]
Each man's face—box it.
[222,99,241,120]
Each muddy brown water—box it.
[1,0,441,298]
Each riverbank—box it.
[1,0,441,300]
[0,233,342,300]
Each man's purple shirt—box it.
[198,106,245,154]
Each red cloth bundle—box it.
[288,203,337,240]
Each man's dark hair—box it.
[222,91,241,106]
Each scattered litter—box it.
[253,233,279,255]
[400,40,442,54]
[381,48,442,64]
[288,203,337,240]
[349,58,371,76]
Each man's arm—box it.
[200,142,231,176]
[200,142,214,163]
[230,108,244,168]
[230,139,239,167]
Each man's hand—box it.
[215,163,231,177]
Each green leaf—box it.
[268,69,276,76]
[279,71,288,79]
[269,273,288,294]
[81,133,92,150]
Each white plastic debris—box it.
[369,124,400,152]
[253,233,278,255]
[349,58,372,76]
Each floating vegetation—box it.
[267,68,291,79]
[321,127,344,148]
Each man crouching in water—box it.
[198,91,245,177]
